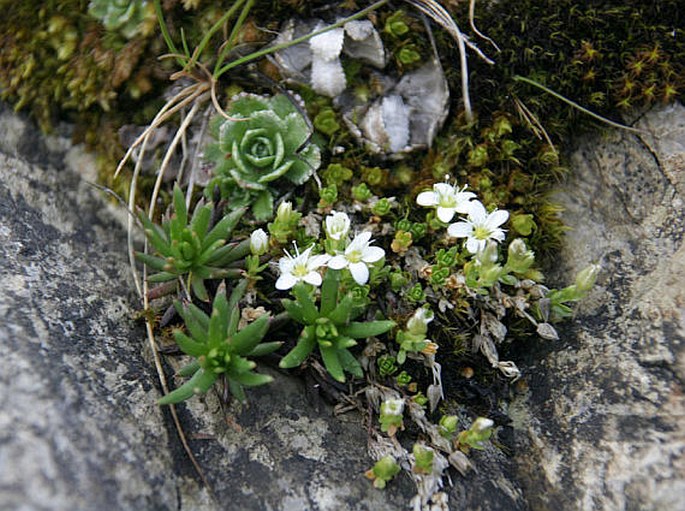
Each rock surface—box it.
[0,104,524,510]
[512,103,685,510]
[3,99,684,510]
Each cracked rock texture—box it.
[512,103,685,510]
[0,104,524,510]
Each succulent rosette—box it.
[206,93,321,220]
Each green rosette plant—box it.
[136,185,249,301]
[159,280,281,405]
[279,270,395,383]
[88,0,152,39]
[205,93,322,220]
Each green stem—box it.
[153,0,181,63]
[189,0,247,72]
[214,0,390,80]
[513,75,643,133]
[214,0,256,75]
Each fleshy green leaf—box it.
[320,269,340,316]
[339,320,395,339]
[230,314,271,355]
[202,207,246,250]
[233,371,273,387]
[292,283,319,324]
[279,325,316,368]
[158,369,217,405]
[135,252,168,272]
[246,341,283,357]
[282,299,306,324]
[338,349,363,378]
[320,346,345,383]
[174,331,206,357]
[327,294,355,325]
[177,359,201,377]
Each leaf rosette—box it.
[206,94,321,220]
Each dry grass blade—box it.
[114,82,208,179]
[513,96,556,152]
[469,0,500,52]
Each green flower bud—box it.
[314,108,340,136]
[575,263,600,293]
[371,197,392,216]
[439,415,459,439]
[384,11,409,37]
[511,213,537,236]
[319,184,338,208]
[250,228,269,256]
[377,355,398,377]
[322,163,354,186]
[398,45,421,65]
[352,183,373,202]
[390,271,409,291]
[506,238,535,274]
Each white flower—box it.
[416,180,476,223]
[447,201,509,254]
[328,231,385,285]
[249,228,269,256]
[276,244,330,290]
[324,211,351,241]
[380,398,405,417]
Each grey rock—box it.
[512,103,685,511]
[0,104,524,510]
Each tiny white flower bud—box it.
[324,211,351,241]
[276,201,293,221]
[406,307,434,336]
[575,263,600,292]
[250,228,269,256]
[472,417,494,433]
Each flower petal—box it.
[447,222,471,238]
[416,191,437,207]
[466,237,484,254]
[308,254,331,270]
[487,209,509,229]
[303,271,322,287]
[328,255,348,270]
[361,246,385,263]
[436,206,456,223]
[276,273,298,290]
[467,200,487,222]
[349,262,369,285]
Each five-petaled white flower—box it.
[324,210,351,241]
[416,180,476,223]
[276,244,330,290]
[447,200,509,254]
[328,231,385,285]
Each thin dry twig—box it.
[469,0,500,52]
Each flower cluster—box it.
[275,211,385,289]
[417,177,509,254]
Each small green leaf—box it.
[177,359,201,377]
[338,349,363,378]
[228,379,247,403]
[230,314,271,354]
[279,325,316,368]
[208,293,229,345]
[202,207,246,250]
[174,302,208,343]
[135,252,168,272]
[190,203,212,239]
[172,185,188,229]
[233,371,273,387]
[148,271,178,283]
[340,320,395,339]
[191,275,209,302]
[282,299,305,324]
[327,294,355,325]
[174,331,206,357]
[320,346,345,383]
[158,369,217,405]
[292,283,319,324]
[246,341,283,357]
[320,269,340,316]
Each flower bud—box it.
[575,263,600,293]
[276,201,294,222]
[471,417,494,433]
[324,211,351,241]
[406,307,434,337]
[250,228,269,256]
[380,398,405,417]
